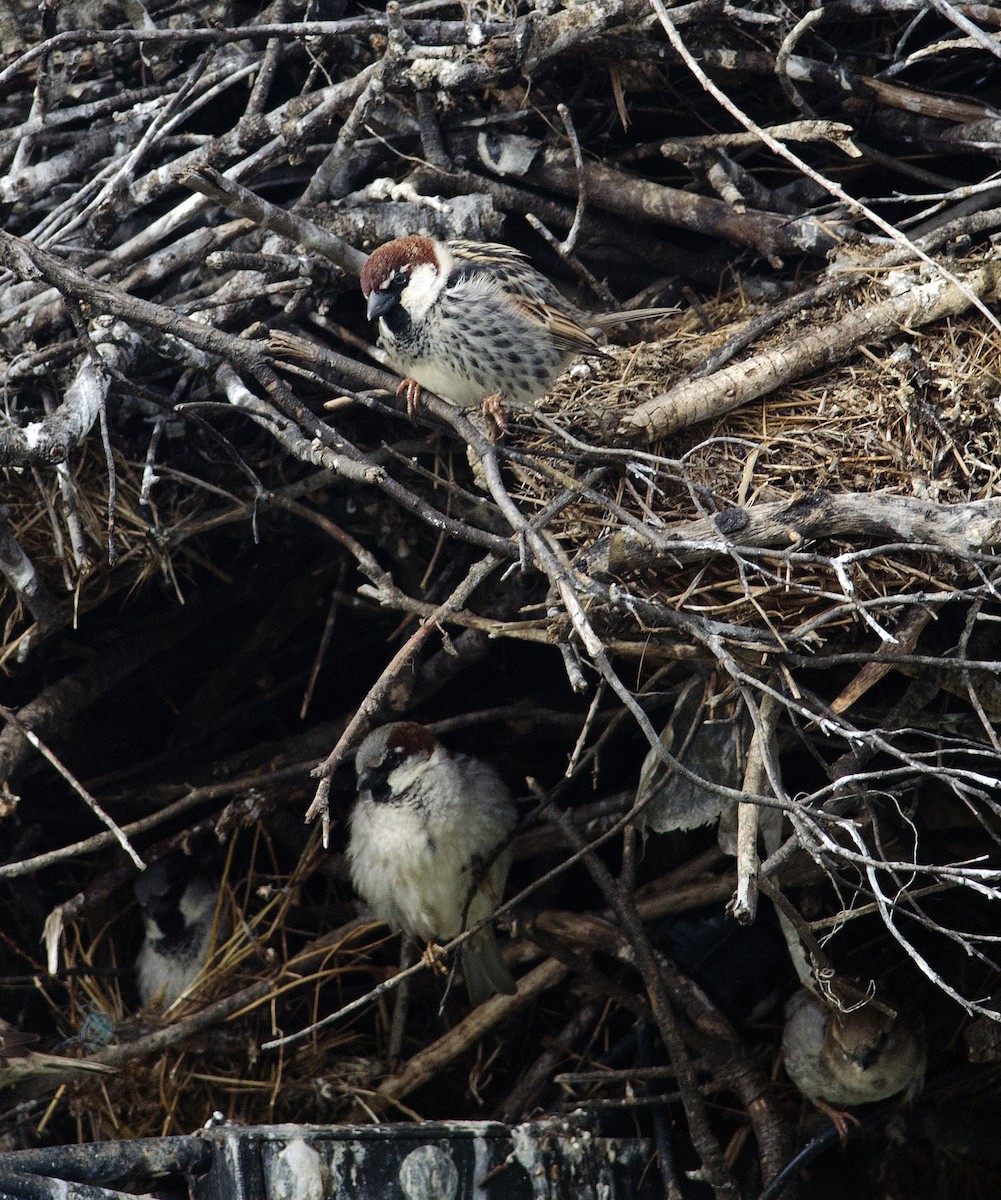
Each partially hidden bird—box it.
[0,1018,114,1089]
[360,235,661,426]
[781,986,925,1138]
[347,721,518,1005]
[135,859,228,1009]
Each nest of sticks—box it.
[3,0,1001,1194]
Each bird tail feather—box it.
[461,928,516,1006]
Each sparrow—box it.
[347,721,518,1005]
[360,235,627,425]
[134,859,227,1009]
[781,986,925,1137]
[0,1018,114,1089]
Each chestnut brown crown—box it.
[360,236,440,298]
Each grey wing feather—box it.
[447,239,575,311]
[461,929,517,1005]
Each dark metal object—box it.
[0,1119,657,1199]
[0,1136,212,1200]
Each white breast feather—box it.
[348,750,514,943]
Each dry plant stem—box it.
[555,102,586,254]
[692,274,849,378]
[660,120,858,157]
[387,940,416,1064]
[30,463,73,590]
[541,799,736,1199]
[262,915,520,1052]
[649,0,1001,335]
[655,950,791,1184]
[496,1000,601,1123]
[624,259,1001,440]
[0,508,61,635]
[409,163,580,239]
[267,840,732,1056]
[0,761,318,880]
[757,874,833,984]
[797,816,1001,1021]
[438,400,786,814]
[0,231,368,474]
[304,551,501,829]
[731,691,780,924]
[0,706,144,870]
[415,91,449,170]
[93,921,373,1069]
[373,959,571,1108]
[272,328,417,394]
[299,2,410,206]
[522,860,737,943]
[829,605,938,715]
[526,915,654,1019]
[526,213,617,309]
[0,84,164,149]
[534,906,790,1185]
[926,0,1001,61]
[304,429,632,824]
[243,0,287,119]
[60,56,215,240]
[0,348,113,467]
[0,1,638,94]
[183,165,368,275]
[583,490,1001,578]
[0,70,374,335]
[95,980,277,1069]
[524,146,838,264]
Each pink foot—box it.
[396,378,423,420]
[482,393,509,440]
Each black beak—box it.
[367,290,398,321]
[357,764,393,802]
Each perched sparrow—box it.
[0,1018,114,1089]
[347,721,518,1005]
[781,987,924,1135]
[135,860,227,1009]
[361,236,621,423]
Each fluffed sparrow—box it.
[135,859,227,1008]
[347,721,517,1005]
[361,235,632,425]
[781,986,924,1136]
[0,1018,114,1088]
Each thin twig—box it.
[0,705,144,869]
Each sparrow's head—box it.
[355,721,441,803]
[135,859,186,930]
[135,859,217,938]
[360,236,450,324]
[829,1004,896,1071]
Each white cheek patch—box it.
[399,262,444,321]
[387,756,431,794]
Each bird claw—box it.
[816,1098,861,1147]
[396,378,423,421]
[482,394,508,440]
[422,941,449,976]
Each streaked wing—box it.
[447,239,606,356]
[510,295,605,356]
[448,239,566,308]
[448,240,530,268]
